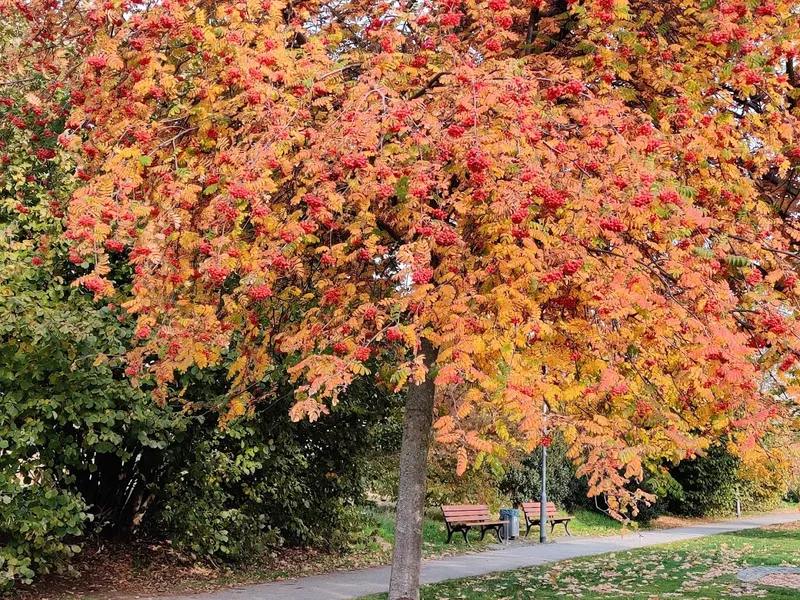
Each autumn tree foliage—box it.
[4,0,800,597]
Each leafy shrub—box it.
[0,256,185,590]
[666,445,739,517]
[499,435,589,511]
[664,443,790,517]
[0,482,89,589]
[154,374,403,558]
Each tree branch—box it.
[407,72,449,101]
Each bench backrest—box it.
[441,504,491,523]
[520,502,558,519]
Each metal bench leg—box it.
[495,525,505,544]
[463,527,471,545]
[564,521,572,537]
[550,521,556,536]
[525,521,532,537]
[446,526,454,544]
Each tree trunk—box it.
[388,338,437,600]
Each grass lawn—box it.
[353,504,623,560]
[362,521,800,600]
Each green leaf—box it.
[725,255,751,268]
[693,247,716,259]
[395,176,409,202]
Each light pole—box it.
[540,401,548,544]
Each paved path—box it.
[155,512,800,600]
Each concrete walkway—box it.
[155,511,800,600]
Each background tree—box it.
[3,1,800,599]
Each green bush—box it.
[154,374,403,558]
[0,482,89,589]
[664,444,789,517]
[0,248,186,590]
[665,445,739,517]
[499,436,589,511]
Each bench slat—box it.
[442,504,505,527]
[520,502,570,519]
[443,511,491,518]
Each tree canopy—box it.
[3,0,798,512]
[3,2,800,596]
[0,0,800,596]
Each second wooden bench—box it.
[520,501,574,537]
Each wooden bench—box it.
[521,502,574,537]
[441,504,508,544]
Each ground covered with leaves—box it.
[6,506,623,599]
[365,521,800,600]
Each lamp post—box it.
[540,401,548,544]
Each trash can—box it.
[500,508,520,540]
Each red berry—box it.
[466,147,490,173]
[228,183,252,200]
[434,230,458,246]
[412,267,434,284]
[447,124,466,138]
[342,154,368,169]
[87,56,108,69]
[105,239,125,252]
[600,215,627,233]
[563,260,583,276]
[631,191,653,208]
[206,265,230,285]
[511,209,527,224]
[387,327,403,342]
[440,12,462,27]
[249,284,273,300]
[484,38,502,53]
[323,287,343,305]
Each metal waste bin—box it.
[500,508,519,540]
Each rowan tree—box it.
[5,1,800,598]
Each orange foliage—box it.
[5,0,800,515]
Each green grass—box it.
[352,505,623,558]
[553,507,623,537]
[361,521,800,599]
[353,505,496,558]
